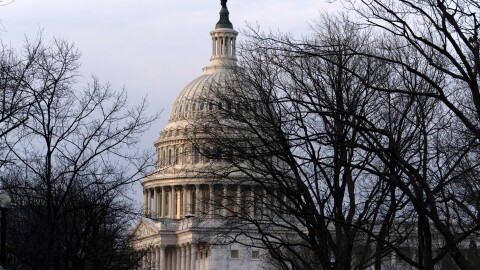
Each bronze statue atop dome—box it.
[216,0,233,29]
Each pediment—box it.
[131,218,159,239]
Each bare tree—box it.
[336,1,480,269]
[188,11,480,270]
[189,16,419,270]
[0,37,158,270]
[0,40,41,167]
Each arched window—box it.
[168,149,172,165]
[192,146,200,164]
[175,147,179,164]
[185,147,190,164]
[215,145,222,159]
[162,149,166,167]
[157,151,161,167]
[226,147,234,161]
[205,147,211,160]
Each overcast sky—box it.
[1,0,338,202]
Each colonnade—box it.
[141,243,209,270]
[210,31,236,58]
[143,184,266,219]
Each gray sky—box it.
[1,0,337,202]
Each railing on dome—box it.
[148,217,234,232]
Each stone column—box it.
[209,184,214,216]
[172,248,177,270]
[223,185,228,217]
[225,37,229,56]
[198,250,207,269]
[176,246,182,270]
[181,245,186,270]
[236,185,242,214]
[195,185,201,216]
[143,189,148,216]
[188,187,193,215]
[147,188,152,216]
[155,246,160,270]
[263,187,268,217]
[153,188,158,218]
[250,186,255,218]
[161,186,166,217]
[271,189,277,218]
[190,244,197,270]
[182,185,187,216]
[186,245,191,270]
[160,245,166,270]
[142,252,147,270]
[196,251,200,270]
[171,186,177,218]
[158,188,162,218]
[202,249,206,270]
[147,251,151,270]
[212,37,215,57]
[166,248,171,270]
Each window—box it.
[252,250,260,259]
[204,147,211,159]
[175,147,179,164]
[192,146,200,164]
[162,150,166,167]
[214,145,222,158]
[230,250,239,259]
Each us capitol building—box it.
[132,2,264,270]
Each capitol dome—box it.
[168,71,233,125]
[166,22,239,128]
[134,3,265,269]
[148,0,242,176]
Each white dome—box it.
[168,71,229,124]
